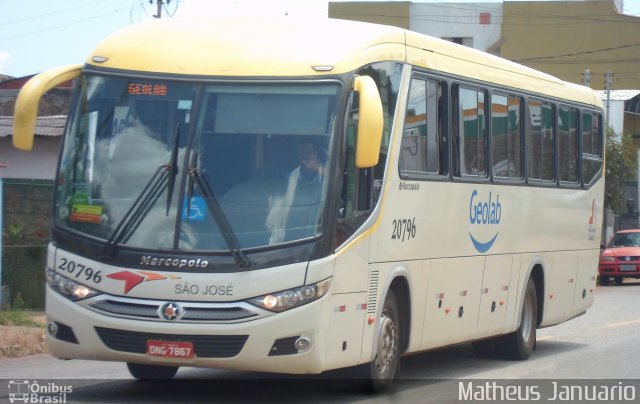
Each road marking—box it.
[601,319,640,329]
[538,318,640,341]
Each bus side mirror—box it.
[13,64,82,151]
[353,75,383,168]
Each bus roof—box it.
[86,17,600,107]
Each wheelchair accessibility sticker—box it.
[182,196,206,222]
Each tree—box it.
[604,126,637,213]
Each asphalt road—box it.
[2,281,640,403]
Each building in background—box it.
[500,0,637,90]
[331,1,504,52]
[595,90,640,141]
[0,76,71,310]
[0,75,71,180]
[329,0,639,90]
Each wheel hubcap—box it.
[375,311,398,377]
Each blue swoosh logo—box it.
[469,232,499,253]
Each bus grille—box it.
[367,270,379,314]
[88,299,259,322]
[95,327,248,358]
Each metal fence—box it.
[1,178,53,309]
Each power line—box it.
[516,42,640,62]
[0,11,121,42]
[334,2,640,26]
[416,2,639,24]
[0,0,109,26]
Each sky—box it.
[1,0,639,78]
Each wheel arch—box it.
[529,263,545,328]
[387,275,411,354]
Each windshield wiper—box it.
[165,123,181,215]
[186,150,253,268]
[102,125,184,258]
[102,164,170,259]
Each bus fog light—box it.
[295,336,311,352]
[47,322,58,337]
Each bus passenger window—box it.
[582,112,603,185]
[400,78,445,177]
[491,94,522,179]
[558,106,579,184]
[527,100,555,182]
[455,86,487,178]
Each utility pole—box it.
[582,69,592,87]
[151,0,170,19]
[605,69,613,128]
[0,177,3,309]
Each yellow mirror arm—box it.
[13,65,82,151]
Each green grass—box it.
[0,310,43,327]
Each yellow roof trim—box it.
[87,17,406,76]
[85,16,600,108]
[403,31,600,106]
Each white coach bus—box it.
[12,17,604,391]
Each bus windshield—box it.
[55,74,340,252]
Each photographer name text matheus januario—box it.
[458,381,636,402]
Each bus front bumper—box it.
[45,285,339,374]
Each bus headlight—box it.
[248,278,331,312]
[46,268,100,301]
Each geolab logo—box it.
[469,189,502,253]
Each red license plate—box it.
[146,340,194,359]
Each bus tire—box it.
[127,363,179,380]
[362,289,401,393]
[599,276,610,286]
[499,277,537,360]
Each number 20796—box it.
[391,218,417,242]
[57,257,103,283]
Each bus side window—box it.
[582,111,603,186]
[455,85,488,178]
[399,76,446,178]
[491,93,523,180]
[558,106,579,184]
[527,99,556,182]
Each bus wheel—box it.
[599,276,610,286]
[363,289,400,393]
[499,277,537,360]
[127,363,179,380]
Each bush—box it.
[0,310,42,328]
[604,127,637,213]
[2,246,47,309]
